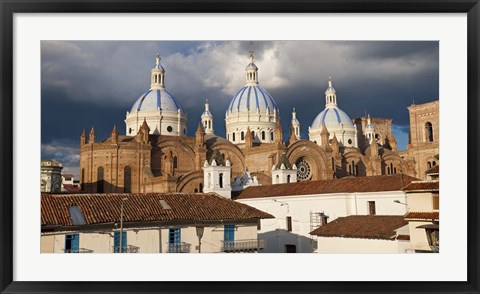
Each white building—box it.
[234,174,418,253]
[41,160,63,193]
[125,54,188,137]
[41,192,273,253]
[309,77,358,148]
[402,166,439,252]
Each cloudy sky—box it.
[41,41,439,177]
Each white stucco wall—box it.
[41,223,259,254]
[406,192,438,212]
[315,237,402,253]
[237,191,407,253]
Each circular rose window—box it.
[295,157,312,181]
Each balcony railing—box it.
[168,242,191,253]
[112,245,140,253]
[222,239,266,253]
[64,248,94,253]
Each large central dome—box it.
[227,84,277,114]
[225,47,280,145]
[125,54,188,137]
[130,88,183,113]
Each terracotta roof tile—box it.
[405,211,439,220]
[396,234,411,241]
[402,180,439,192]
[41,193,273,227]
[425,165,439,175]
[309,215,407,240]
[235,174,419,200]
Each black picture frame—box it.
[1,1,479,293]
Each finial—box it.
[249,41,254,63]
[328,76,333,87]
[156,53,161,66]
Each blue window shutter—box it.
[168,228,181,253]
[114,231,127,253]
[65,233,80,253]
[224,225,234,241]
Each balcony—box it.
[168,242,191,253]
[64,248,94,253]
[222,239,266,253]
[112,245,140,253]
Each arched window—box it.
[199,183,203,193]
[124,166,131,193]
[287,175,291,183]
[207,173,211,188]
[433,161,436,166]
[97,166,104,193]
[426,122,434,142]
[276,175,279,184]
[232,133,236,142]
[194,188,198,193]
[262,131,265,140]
[81,168,85,191]
[219,173,224,188]
[173,156,178,169]
[208,121,211,129]
[390,163,395,175]
[241,131,245,141]
[270,132,274,141]
[251,131,255,139]
[427,162,432,169]
[387,166,391,175]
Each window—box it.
[285,244,296,253]
[167,126,173,132]
[68,206,86,226]
[64,233,79,253]
[199,183,203,193]
[426,122,434,142]
[275,175,279,184]
[207,173,211,188]
[287,175,291,183]
[219,173,223,188]
[168,228,181,253]
[124,166,131,193]
[183,128,186,134]
[241,131,245,141]
[208,121,211,129]
[427,162,432,169]
[286,216,292,232]
[262,131,265,140]
[97,166,104,193]
[129,128,132,134]
[348,139,352,144]
[368,201,376,215]
[232,133,235,142]
[433,194,439,210]
[114,231,127,253]
[173,156,178,169]
[224,224,235,251]
[270,132,274,141]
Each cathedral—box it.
[79,48,438,194]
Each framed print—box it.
[1,0,479,293]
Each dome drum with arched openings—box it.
[225,46,279,145]
[125,54,188,137]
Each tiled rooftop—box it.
[402,180,439,192]
[235,174,419,200]
[41,193,273,227]
[405,211,439,220]
[309,215,407,240]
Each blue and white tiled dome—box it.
[311,106,354,128]
[130,88,184,113]
[227,85,277,113]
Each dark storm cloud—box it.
[41,40,439,177]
